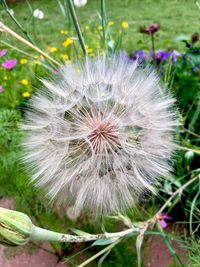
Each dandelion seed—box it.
[22,56,178,216]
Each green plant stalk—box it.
[186,99,200,139]
[189,176,200,236]
[0,22,61,67]
[157,224,185,267]
[2,1,36,45]
[101,0,107,49]
[77,238,121,267]
[66,0,87,55]
[151,34,155,61]
[31,226,135,243]
[156,175,199,215]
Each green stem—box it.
[2,1,36,45]
[157,224,185,267]
[66,0,87,55]
[30,226,136,243]
[77,239,121,267]
[101,0,106,49]
[156,175,199,215]
[151,34,155,62]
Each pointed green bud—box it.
[0,208,33,246]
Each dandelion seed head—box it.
[22,56,178,216]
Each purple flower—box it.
[157,213,172,228]
[156,50,170,61]
[0,49,7,57]
[2,59,17,70]
[0,85,3,93]
[132,50,147,64]
[119,50,131,61]
[171,50,180,62]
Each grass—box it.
[1,0,200,53]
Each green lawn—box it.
[1,0,199,53]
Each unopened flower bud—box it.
[191,32,199,44]
[0,208,33,246]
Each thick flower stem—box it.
[30,226,136,243]
[66,0,87,55]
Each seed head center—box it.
[87,120,118,150]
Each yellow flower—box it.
[60,54,69,61]
[20,59,28,65]
[121,21,129,29]
[40,55,45,60]
[85,26,89,30]
[22,92,30,98]
[4,76,9,80]
[60,29,68,35]
[49,47,58,53]
[96,44,101,49]
[62,38,73,47]
[98,26,103,31]
[86,47,93,54]
[34,60,41,65]
[89,53,95,57]
[108,21,114,27]
[20,79,29,86]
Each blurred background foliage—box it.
[0,0,199,266]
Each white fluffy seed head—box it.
[22,56,178,216]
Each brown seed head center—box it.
[87,120,118,150]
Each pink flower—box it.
[0,49,7,57]
[157,213,172,228]
[2,59,17,70]
[0,85,3,93]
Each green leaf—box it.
[70,228,90,236]
[92,237,119,246]
[136,234,144,267]
[97,249,111,267]
[175,35,190,41]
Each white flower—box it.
[22,56,178,216]
[74,0,87,7]
[33,9,44,20]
